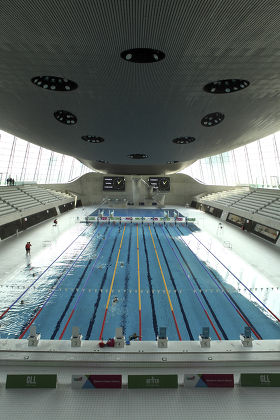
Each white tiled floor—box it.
[0,206,280,419]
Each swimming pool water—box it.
[0,221,279,341]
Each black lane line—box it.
[85,234,119,340]
[177,225,263,339]
[50,258,93,339]
[142,224,158,339]
[153,225,194,340]
[50,227,109,339]
[166,225,228,340]
[18,250,95,338]
[18,226,99,337]
[120,224,132,337]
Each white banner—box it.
[175,217,186,223]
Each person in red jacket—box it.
[25,242,31,254]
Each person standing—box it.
[25,242,31,254]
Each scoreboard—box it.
[103,176,125,191]
[148,177,170,192]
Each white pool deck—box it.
[0,206,280,420]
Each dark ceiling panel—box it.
[0,0,280,174]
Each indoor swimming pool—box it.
[0,212,280,342]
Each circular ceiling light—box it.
[96,159,109,164]
[201,112,224,127]
[172,137,196,144]
[31,76,78,91]
[167,160,179,164]
[203,79,250,94]
[82,135,104,143]
[54,110,77,125]
[121,48,165,63]
[127,153,149,159]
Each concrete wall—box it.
[45,172,236,206]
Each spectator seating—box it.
[0,185,72,218]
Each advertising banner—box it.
[128,375,178,389]
[109,217,120,222]
[72,374,122,389]
[167,217,175,224]
[132,217,143,223]
[121,217,132,223]
[142,217,154,224]
[153,217,165,223]
[240,373,280,387]
[87,216,98,222]
[6,374,57,389]
[184,374,234,388]
[175,217,186,223]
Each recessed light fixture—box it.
[82,135,104,143]
[201,112,224,127]
[121,48,165,63]
[54,110,77,125]
[31,76,78,91]
[127,153,149,159]
[167,160,179,164]
[172,137,195,144]
[96,159,109,164]
[203,79,250,94]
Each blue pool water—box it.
[0,220,280,341]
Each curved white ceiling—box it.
[1,0,280,174]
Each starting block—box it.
[71,326,82,347]
[199,327,211,348]
[114,327,125,348]
[157,327,168,348]
[240,327,253,347]
[28,325,40,347]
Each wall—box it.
[45,173,236,206]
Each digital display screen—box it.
[148,177,170,192]
[103,177,125,191]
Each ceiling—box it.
[1,0,280,175]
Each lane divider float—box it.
[0,224,94,320]
[148,225,182,340]
[99,225,126,340]
[18,225,101,339]
[58,226,113,339]
[175,226,262,340]
[161,225,222,340]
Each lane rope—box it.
[0,224,93,320]
[99,225,126,340]
[161,225,222,340]
[148,225,182,340]
[59,226,113,339]
[185,225,280,323]
[137,224,142,340]
[176,226,262,339]
[18,225,101,339]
